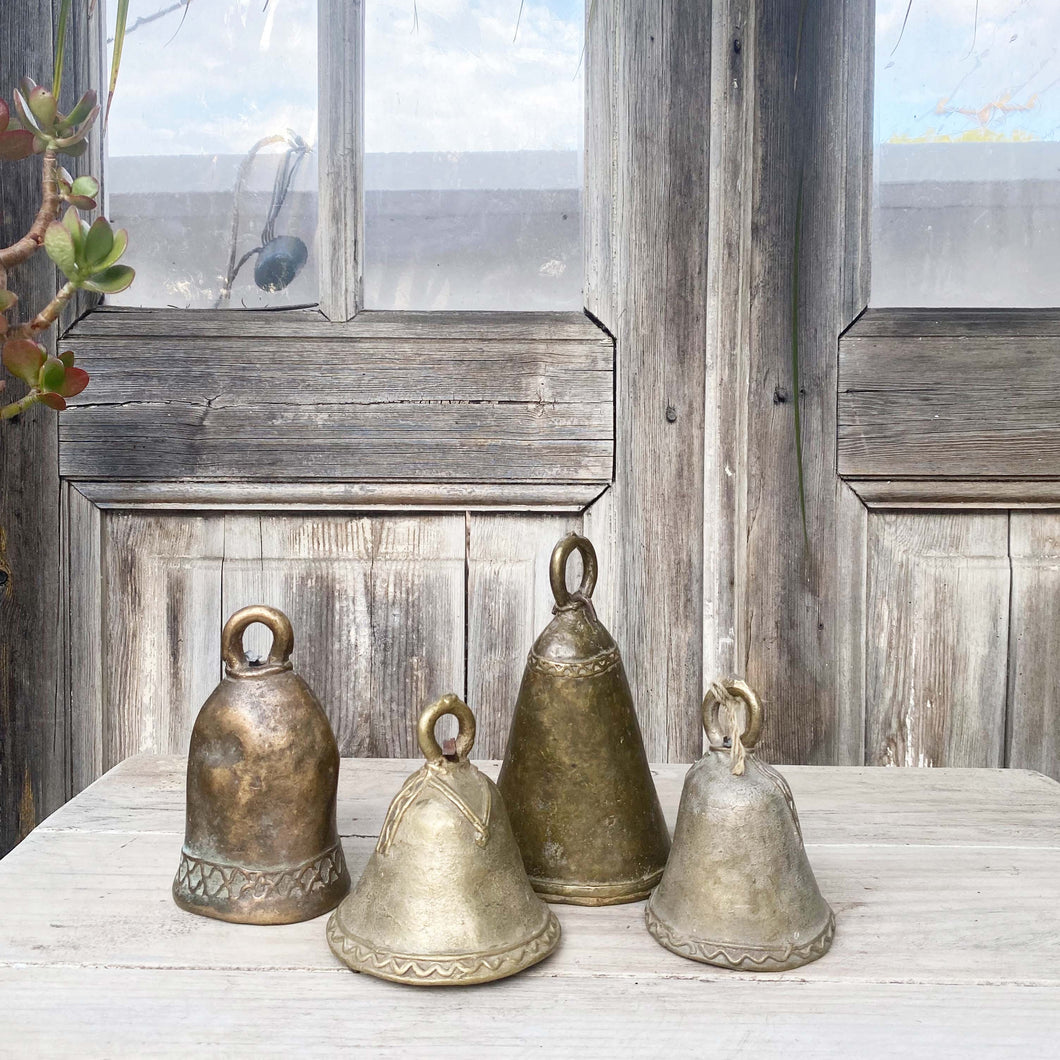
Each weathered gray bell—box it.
[173,605,350,925]
[498,533,671,905]
[645,678,835,971]
[327,694,561,985]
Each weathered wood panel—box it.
[0,0,63,853]
[91,512,466,771]
[465,513,580,756]
[736,0,871,765]
[61,313,614,483]
[850,479,1060,510]
[839,313,1060,481]
[101,514,224,768]
[865,513,1010,768]
[583,0,711,761]
[1008,514,1060,780]
[218,514,465,757]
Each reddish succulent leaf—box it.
[2,338,46,385]
[0,129,35,161]
[0,98,8,132]
[0,289,18,313]
[41,392,67,411]
[58,366,89,397]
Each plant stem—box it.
[15,281,77,338]
[1,390,42,420]
[0,150,60,280]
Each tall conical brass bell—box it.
[173,605,350,924]
[646,678,835,971]
[327,694,561,985]
[497,533,670,905]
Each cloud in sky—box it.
[107,0,583,159]
[876,0,1059,141]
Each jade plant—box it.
[0,1,133,421]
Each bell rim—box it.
[530,865,665,906]
[172,841,351,925]
[644,901,836,972]
[325,908,561,986]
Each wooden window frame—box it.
[61,0,615,511]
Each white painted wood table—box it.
[1,757,1059,1058]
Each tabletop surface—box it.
[1,756,1059,1058]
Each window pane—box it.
[106,0,318,309]
[365,0,584,311]
[873,1,1059,307]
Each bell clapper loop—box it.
[221,604,295,678]
[703,678,763,775]
[549,532,599,614]
[417,693,476,764]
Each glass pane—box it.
[873,1,1060,307]
[365,0,584,311]
[106,0,318,309]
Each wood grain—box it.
[0,0,64,853]
[3,757,1060,1058]
[75,480,604,511]
[92,513,467,769]
[1008,514,1060,780]
[582,0,711,761]
[737,0,871,766]
[4,969,1058,1059]
[865,513,1011,768]
[217,514,465,757]
[60,316,614,482]
[839,325,1060,480]
[465,513,581,756]
[849,479,1060,510]
[317,0,363,321]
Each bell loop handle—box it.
[702,678,763,760]
[222,604,295,677]
[549,532,599,611]
[418,694,476,764]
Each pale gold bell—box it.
[327,694,561,986]
[645,679,835,971]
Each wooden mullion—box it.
[317,0,363,321]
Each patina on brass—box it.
[327,694,560,985]
[497,532,670,906]
[173,604,350,925]
[646,678,835,971]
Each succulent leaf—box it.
[57,137,89,159]
[84,217,115,268]
[0,290,18,314]
[44,221,78,277]
[64,89,97,130]
[40,392,67,411]
[0,98,8,132]
[82,264,134,294]
[59,350,75,368]
[3,338,46,385]
[94,228,128,271]
[39,356,66,393]
[71,175,99,198]
[58,366,89,398]
[62,207,86,259]
[27,85,57,129]
[0,130,35,160]
[12,90,44,137]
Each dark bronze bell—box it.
[173,604,350,924]
[497,533,671,905]
[327,694,560,985]
[646,678,835,971]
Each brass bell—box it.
[645,678,835,971]
[173,605,350,924]
[327,694,561,985]
[497,533,670,905]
